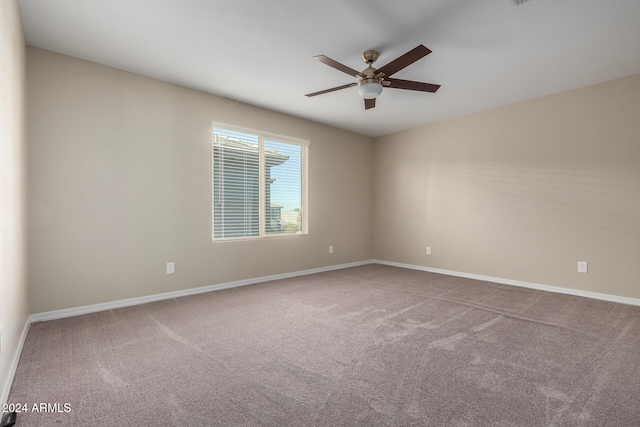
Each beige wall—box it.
[374,74,640,299]
[27,47,373,314]
[0,0,29,404]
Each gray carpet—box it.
[8,264,640,426]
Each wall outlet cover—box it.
[578,261,588,273]
[166,262,175,274]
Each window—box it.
[212,123,309,241]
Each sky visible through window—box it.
[266,139,302,212]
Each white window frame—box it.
[212,122,309,242]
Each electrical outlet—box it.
[578,261,588,273]
[426,246,432,255]
[329,245,334,254]
[166,262,175,275]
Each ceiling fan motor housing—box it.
[358,58,384,99]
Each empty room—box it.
[2,0,640,425]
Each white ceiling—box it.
[17,0,640,137]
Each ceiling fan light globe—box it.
[357,82,383,99]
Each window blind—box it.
[212,125,308,241]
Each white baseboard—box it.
[374,259,640,307]
[30,258,640,323]
[1,318,30,405]
[30,260,375,323]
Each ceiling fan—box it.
[305,44,441,110]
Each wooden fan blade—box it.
[386,78,441,93]
[375,45,432,78]
[305,82,357,97]
[314,55,365,78]
[364,98,376,110]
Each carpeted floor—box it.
[7,264,640,426]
